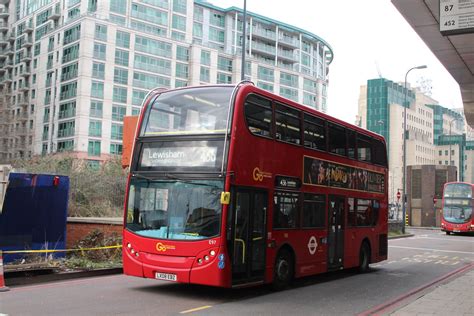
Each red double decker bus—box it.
[441,182,474,234]
[123,82,388,288]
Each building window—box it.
[134,54,171,75]
[58,120,75,138]
[173,0,186,14]
[132,90,146,106]
[175,63,188,79]
[218,56,232,72]
[217,72,232,84]
[58,140,74,152]
[60,82,78,101]
[257,66,274,82]
[59,101,76,119]
[89,120,102,137]
[116,31,130,48]
[93,42,106,60]
[210,12,225,27]
[112,105,126,121]
[95,24,107,41]
[135,35,172,58]
[201,50,211,66]
[110,143,123,155]
[91,81,104,99]
[115,49,129,66]
[90,101,103,118]
[200,67,210,82]
[114,68,129,84]
[113,86,127,103]
[63,24,81,45]
[176,46,189,61]
[172,14,186,31]
[111,123,123,140]
[88,140,101,156]
[110,0,127,15]
[92,62,105,79]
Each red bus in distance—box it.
[123,82,388,289]
[441,182,474,234]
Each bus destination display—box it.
[139,141,220,168]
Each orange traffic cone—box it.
[0,250,9,292]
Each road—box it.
[1,229,472,316]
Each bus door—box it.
[231,188,267,285]
[328,195,345,270]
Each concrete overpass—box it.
[392,0,474,128]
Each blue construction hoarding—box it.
[0,173,69,263]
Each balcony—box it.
[252,27,277,42]
[21,36,33,48]
[20,52,31,62]
[0,0,10,6]
[15,126,29,135]
[0,8,8,19]
[17,96,29,106]
[0,74,12,84]
[0,34,6,46]
[15,112,28,123]
[24,21,33,33]
[18,83,29,92]
[19,67,31,78]
[49,5,61,20]
[0,21,7,32]
[3,60,12,69]
[7,31,14,41]
[278,35,299,48]
[251,41,277,58]
[277,49,298,62]
[15,141,27,150]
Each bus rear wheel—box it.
[358,242,371,273]
[272,249,294,290]
[446,231,451,235]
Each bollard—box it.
[0,250,9,292]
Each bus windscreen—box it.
[126,178,223,240]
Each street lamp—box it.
[402,65,427,234]
[448,117,462,177]
[240,0,247,80]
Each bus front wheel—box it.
[446,231,451,235]
[272,249,294,290]
[358,242,371,273]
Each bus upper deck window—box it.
[244,94,273,138]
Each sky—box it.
[211,0,464,124]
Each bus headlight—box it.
[210,250,216,256]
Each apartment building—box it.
[0,0,333,163]
[358,78,474,204]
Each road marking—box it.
[413,236,474,243]
[180,306,212,314]
[389,245,474,255]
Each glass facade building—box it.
[0,0,333,162]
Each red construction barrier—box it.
[0,250,9,292]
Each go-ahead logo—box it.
[156,242,176,252]
[252,167,272,182]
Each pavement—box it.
[388,265,474,316]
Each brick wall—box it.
[66,217,122,249]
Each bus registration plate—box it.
[155,272,177,282]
